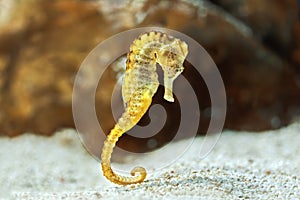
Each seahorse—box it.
[101,31,188,185]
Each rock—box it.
[209,0,298,55]
[0,0,113,135]
[0,0,299,141]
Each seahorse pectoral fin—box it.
[163,76,175,102]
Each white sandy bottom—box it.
[1,124,300,200]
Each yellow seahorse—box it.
[101,31,188,185]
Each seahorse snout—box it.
[163,76,175,102]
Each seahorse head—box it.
[157,38,188,102]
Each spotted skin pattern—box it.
[101,31,188,185]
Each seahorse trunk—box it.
[101,124,146,185]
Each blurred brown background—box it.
[0,0,300,139]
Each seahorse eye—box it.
[176,67,183,73]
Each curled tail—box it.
[101,124,146,185]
